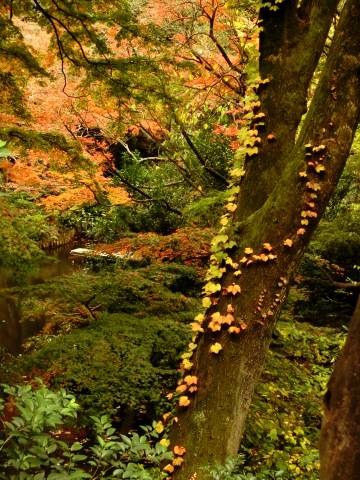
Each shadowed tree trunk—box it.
[320,293,360,480]
[171,1,360,478]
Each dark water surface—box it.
[0,246,81,354]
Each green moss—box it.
[3,264,200,425]
[18,312,190,424]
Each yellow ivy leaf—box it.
[212,234,228,247]
[234,269,242,276]
[209,343,223,354]
[301,219,309,225]
[230,167,245,178]
[160,438,170,447]
[226,257,238,268]
[245,146,259,156]
[191,322,204,333]
[202,297,212,309]
[181,351,193,360]
[181,359,193,371]
[315,164,325,173]
[188,342,197,351]
[220,216,229,226]
[226,202,238,212]
[173,457,185,467]
[194,313,205,324]
[263,242,273,251]
[204,282,221,295]
[155,421,165,434]
[244,247,253,255]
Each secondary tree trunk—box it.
[171,1,360,478]
[320,294,360,480]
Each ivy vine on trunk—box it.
[169,1,360,478]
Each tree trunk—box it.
[171,1,360,478]
[320,294,360,480]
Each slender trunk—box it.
[320,294,360,480]
[171,1,360,478]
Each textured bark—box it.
[238,0,340,219]
[172,1,360,478]
[320,294,360,480]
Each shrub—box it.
[0,381,172,479]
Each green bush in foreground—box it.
[0,381,172,480]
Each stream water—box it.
[0,246,82,354]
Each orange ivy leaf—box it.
[224,313,235,325]
[283,238,293,247]
[263,242,273,251]
[184,375,198,386]
[191,322,204,333]
[228,326,241,334]
[226,283,241,295]
[176,384,188,394]
[297,228,306,236]
[208,320,221,332]
[306,181,321,191]
[178,396,191,407]
[174,445,186,456]
[164,464,175,474]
